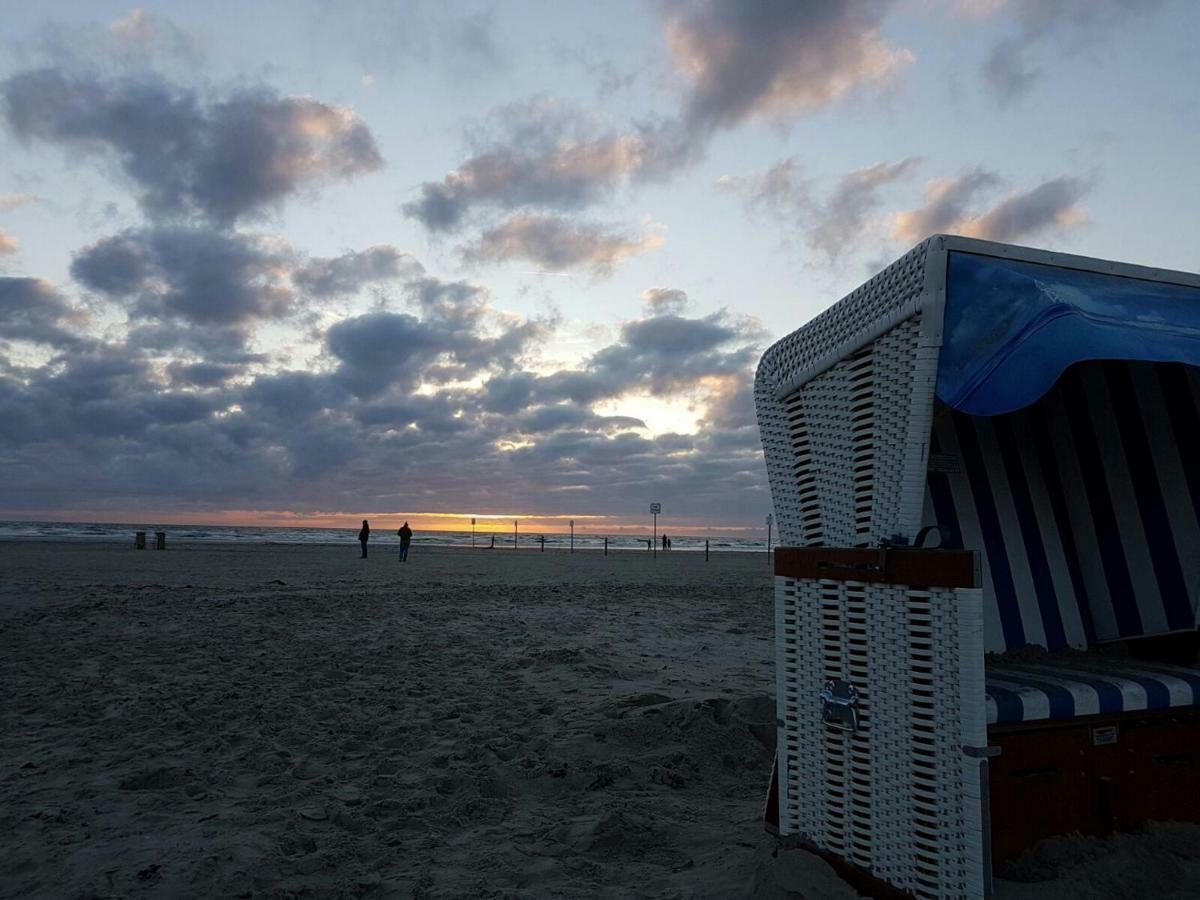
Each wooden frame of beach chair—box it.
[755,235,1200,899]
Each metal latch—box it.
[820,678,859,732]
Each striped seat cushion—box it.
[986,659,1200,725]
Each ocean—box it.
[0,521,768,552]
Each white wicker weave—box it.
[775,577,987,900]
[759,236,971,896]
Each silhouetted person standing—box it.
[397,522,413,562]
[358,519,370,558]
[662,532,669,552]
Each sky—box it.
[1,0,1198,536]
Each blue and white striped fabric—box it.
[986,660,1200,725]
[925,360,1200,654]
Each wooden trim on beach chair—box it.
[774,546,979,589]
[986,706,1200,863]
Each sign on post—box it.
[650,503,661,558]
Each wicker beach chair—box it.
[755,235,1200,899]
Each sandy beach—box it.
[2,542,787,898]
[4,542,1199,899]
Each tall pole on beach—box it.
[472,516,476,549]
[766,513,773,565]
[650,502,660,559]
[514,519,518,550]
[570,519,574,553]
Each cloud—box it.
[966,0,1166,101]
[665,0,914,131]
[0,194,38,211]
[0,277,86,347]
[403,98,692,231]
[319,2,504,81]
[487,305,764,415]
[891,172,1088,244]
[955,176,1090,242]
[33,7,205,73]
[71,227,293,326]
[722,156,919,259]
[980,38,1037,101]
[326,276,551,398]
[293,246,422,298]
[809,158,921,259]
[642,288,689,315]
[1,68,382,224]
[0,232,17,254]
[106,8,203,62]
[0,286,770,523]
[718,158,811,218]
[461,214,663,276]
[889,169,1001,242]
[166,360,245,388]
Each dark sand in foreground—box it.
[3,542,1198,899]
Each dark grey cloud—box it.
[972,0,1166,102]
[892,172,1089,244]
[72,227,293,325]
[242,371,349,420]
[324,276,550,398]
[482,305,763,418]
[664,0,912,132]
[167,360,245,389]
[461,214,662,276]
[0,277,86,348]
[2,68,382,224]
[326,312,447,397]
[293,246,422,298]
[0,269,768,524]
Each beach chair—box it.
[755,234,1200,899]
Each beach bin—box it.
[155,531,166,550]
[135,531,146,549]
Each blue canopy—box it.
[936,252,1200,415]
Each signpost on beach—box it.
[472,517,476,549]
[766,513,773,563]
[570,520,574,553]
[650,502,661,559]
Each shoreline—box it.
[0,537,770,556]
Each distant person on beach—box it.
[667,536,672,551]
[358,519,370,558]
[489,535,495,549]
[397,522,413,562]
[662,533,669,552]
